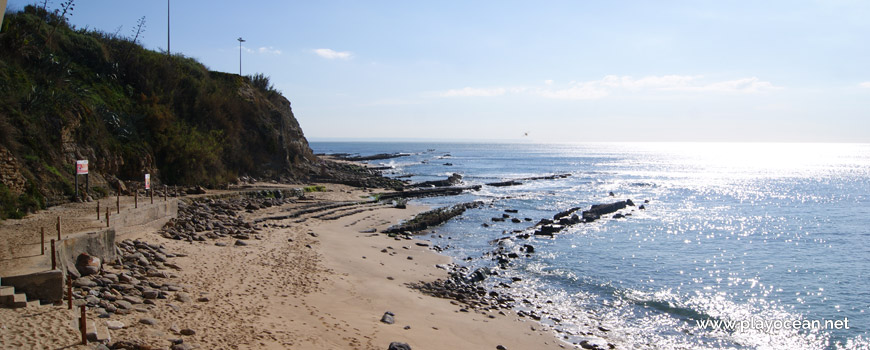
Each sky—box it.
[6,0,870,142]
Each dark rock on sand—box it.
[388,342,412,350]
[381,311,396,324]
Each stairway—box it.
[0,277,41,308]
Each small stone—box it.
[106,320,125,330]
[215,242,228,247]
[197,296,210,302]
[175,292,192,303]
[123,296,143,304]
[180,328,196,336]
[139,318,158,325]
[234,240,248,246]
[497,346,507,350]
[380,311,395,324]
[143,289,159,299]
[170,344,193,350]
[114,300,133,310]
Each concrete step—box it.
[8,293,28,308]
[0,281,41,308]
[87,321,111,343]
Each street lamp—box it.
[237,37,245,76]
[167,0,170,55]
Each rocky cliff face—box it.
[0,7,320,214]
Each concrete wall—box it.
[57,228,117,276]
[114,200,177,235]
[0,270,63,303]
[2,200,178,303]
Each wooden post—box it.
[80,304,88,345]
[106,207,110,228]
[56,217,61,240]
[117,182,121,214]
[96,201,100,220]
[164,185,167,201]
[150,187,154,204]
[67,274,73,310]
[41,228,45,255]
[135,189,138,208]
[50,239,56,270]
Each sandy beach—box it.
[1,184,569,350]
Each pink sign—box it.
[76,160,88,175]
[145,174,151,190]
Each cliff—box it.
[0,6,324,217]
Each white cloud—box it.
[239,46,281,55]
[438,75,778,100]
[533,83,609,100]
[441,87,507,97]
[258,46,282,55]
[314,48,352,60]
[860,82,870,88]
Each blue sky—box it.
[6,0,870,142]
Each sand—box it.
[1,184,569,349]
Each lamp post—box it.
[167,0,170,55]
[237,37,245,76]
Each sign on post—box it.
[74,160,89,198]
[75,160,88,175]
[144,174,151,190]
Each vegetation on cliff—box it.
[0,6,318,215]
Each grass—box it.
[303,185,326,193]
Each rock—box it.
[381,311,395,324]
[123,296,143,304]
[215,242,228,247]
[234,240,248,246]
[171,343,194,350]
[197,296,210,302]
[497,346,507,350]
[73,277,97,288]
[106,320,125,330]
[388,342,412,350]
[139,318,158,325]
[75,252,101,276]
[114,300,133,310]
[142,289,160,299]
[175,292,192,303]
[180,328,196,336]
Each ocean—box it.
[310,142,870,350]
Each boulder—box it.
[75,253,102,276]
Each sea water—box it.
[310,142,870,350]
